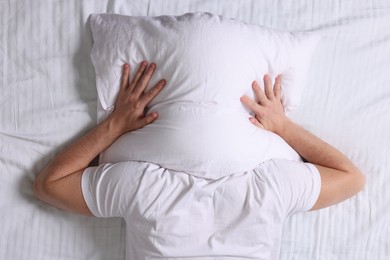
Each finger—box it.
[252,81,268,105]
[138,112,158,128]
[134,63,156,96]
[129,61,148,90]
[120,64,130,90]
[263,74,274,100]
[240,95,261,113]
[249,117,264,129]
[141,79,166,105]
[274,75,282,99]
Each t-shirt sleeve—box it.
[81,163,122,217]
[266,159,321,217]
[81,162,144,218]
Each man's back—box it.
[81,159,320,259]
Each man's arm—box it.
[241,75,365,210]
[33,61,166,215]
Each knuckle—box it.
[146,89,155,98]
[147,116,155,123]
[257,109,266,117]
[145,86,161,99]
[134,101,143,110]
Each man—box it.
[33,61,365,258]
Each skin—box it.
[240,75,365,210]
[33,61,166,215]
[33,63,365,215]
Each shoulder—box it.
[257,159,319,181]
[253,159,321,216]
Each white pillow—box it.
[90,12,320,178]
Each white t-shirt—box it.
[81,159,321,260]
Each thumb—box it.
[249,117,264,129]
[139,112,158,127]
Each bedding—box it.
[90,12,319,177]
[1,1,390,260]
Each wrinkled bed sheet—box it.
[1,1,390,259]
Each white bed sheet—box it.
[1,1,389,259]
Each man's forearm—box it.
[277,119,358,173]
[33,62,165,215]
[38,116,122,183]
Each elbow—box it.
[33,175,51,202]
[33,177,44,200]
[356,171,366,193]
[348,167,366,195]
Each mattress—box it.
[1,1,389,259]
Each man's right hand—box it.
[109,61,166,135]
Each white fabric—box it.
[99,105,302,178]
[2,1,390,260]
[90,13,319,176]
[81,160,321,259]
[91,13,320,113]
